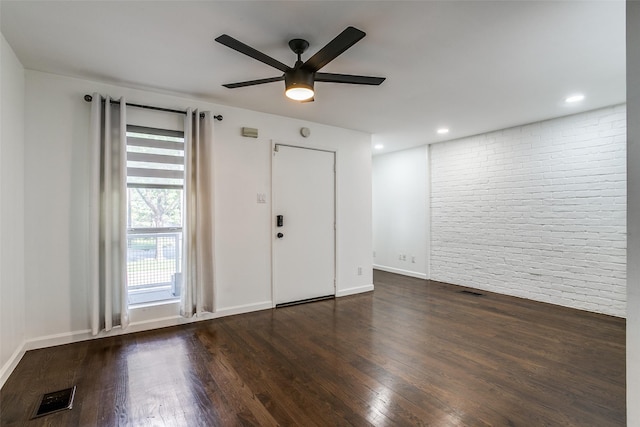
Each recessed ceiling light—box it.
[374,144,384,150]
[437,128,449,134]
[565,94,585,103]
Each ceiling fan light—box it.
[285,69,315,101]
[286,86,314,101]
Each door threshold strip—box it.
[276,295,335,308]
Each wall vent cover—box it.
[241,127,258,138]
[33,386,76,418]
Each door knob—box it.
[277,233,284,238]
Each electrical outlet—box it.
[357,266,363,275]
[412,256,416,263]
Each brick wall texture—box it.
[430,105,626,317]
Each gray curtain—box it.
[181,109,215,317]
[89,93,129,335]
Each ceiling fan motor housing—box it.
[285,68,315,92]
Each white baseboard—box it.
[336,284,374,297]
[373,265,428,280]
[23,300,275,350]
[23,329,93,352]
[215,301,273,316]
[0,343,26,388]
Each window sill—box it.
[129,298,180,310]
[128,299,182,325]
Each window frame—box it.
[125,125,186,306]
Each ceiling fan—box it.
[215,26,385,102]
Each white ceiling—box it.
[0,1,626,154]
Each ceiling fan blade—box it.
[223,76,284,89]
[302,27,366,72]
[315,73,385,85]
[215,35,290,72]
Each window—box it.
[126,125,184,305]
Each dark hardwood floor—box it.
[0,271,625,426]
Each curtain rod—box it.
[83,95,223,121]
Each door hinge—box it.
[274,145,279,152]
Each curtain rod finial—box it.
[84,94,93,102]
[201,113,223,121]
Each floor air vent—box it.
[33,386,76,418]
[460,290,485,297]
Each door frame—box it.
[270,141,337,307]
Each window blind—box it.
[126,126,185,188]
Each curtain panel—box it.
[89,94,129,335]
[181,109,215,317]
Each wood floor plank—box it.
[0,270,625,426]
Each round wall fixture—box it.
[300,127,311,138]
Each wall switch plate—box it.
[257,193,266,203]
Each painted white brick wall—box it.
[430,105,626,317]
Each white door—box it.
[272,144,335,305]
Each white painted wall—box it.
[0,34,26,383]
[627,1,640,424]
[372,145,428,279]
[22,70,373,343]
[373,106,626,317]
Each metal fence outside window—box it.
[127,231,182,290]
